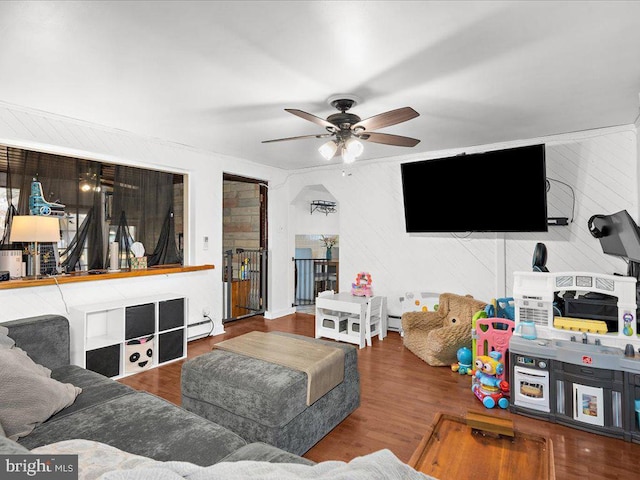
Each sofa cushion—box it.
[0,347,81,441]
[18,392,248,466]
[48,365,135,421]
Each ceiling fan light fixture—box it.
[345,138,364,157]
[264,96,420,163]
[318,140,338,160]
[342,147,356,164]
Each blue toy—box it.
[29,179,65,217]
[471,351,510,409]
[484,297,515,320]
[451,347,473,375]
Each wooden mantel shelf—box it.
[0,264,215,290]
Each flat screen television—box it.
[401,144,548,232]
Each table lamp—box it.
[9,215,61,279]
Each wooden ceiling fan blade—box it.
[262,133,332,143]
[352,107,419,131]
[359,132,420,147]
[285,109,337,129]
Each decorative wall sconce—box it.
[310,200,337,215]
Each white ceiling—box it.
[1,1,640,170]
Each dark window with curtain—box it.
[111,164,182,268]
[0,145,184,273]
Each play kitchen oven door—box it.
[512,355,551,413]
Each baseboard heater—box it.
[187,317,215,340]
[387,315,402,332]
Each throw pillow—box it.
[0,325,15,349]
[0,348,81,441]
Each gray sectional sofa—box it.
[0,314,312,466]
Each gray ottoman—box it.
[181,332,360,456]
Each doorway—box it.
[222,173,268,322]
[293,234,339,312]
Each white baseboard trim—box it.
[264,307,296,319]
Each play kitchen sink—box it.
[511,335,639,371]
[552,338,624,368]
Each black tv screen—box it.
[401,144,548,233]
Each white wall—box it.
[291,184,340,236]
[287,126,639,316]
[0,102,291,330]
[0,101,637,329]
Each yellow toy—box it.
[553,316,608,334]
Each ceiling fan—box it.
[262,94,420,163]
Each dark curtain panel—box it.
[113,210,135,269]
[147,207,182,266]
[60,207,95,271]
[112,165,181,267]
[84,166,105,270]
[2,149,105,271]
[0,147,19,245]
[0,204,17,246]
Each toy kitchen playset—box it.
[509,270,640,442]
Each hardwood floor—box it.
[118,313,640,479]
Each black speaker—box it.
[588,214,606,238]
[532,243,548,272]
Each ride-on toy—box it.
[471,351,510,409]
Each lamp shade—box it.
[10,216,60,243]
[318,140,338,160]
[342,147,356,164]
[345,138,364,157]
